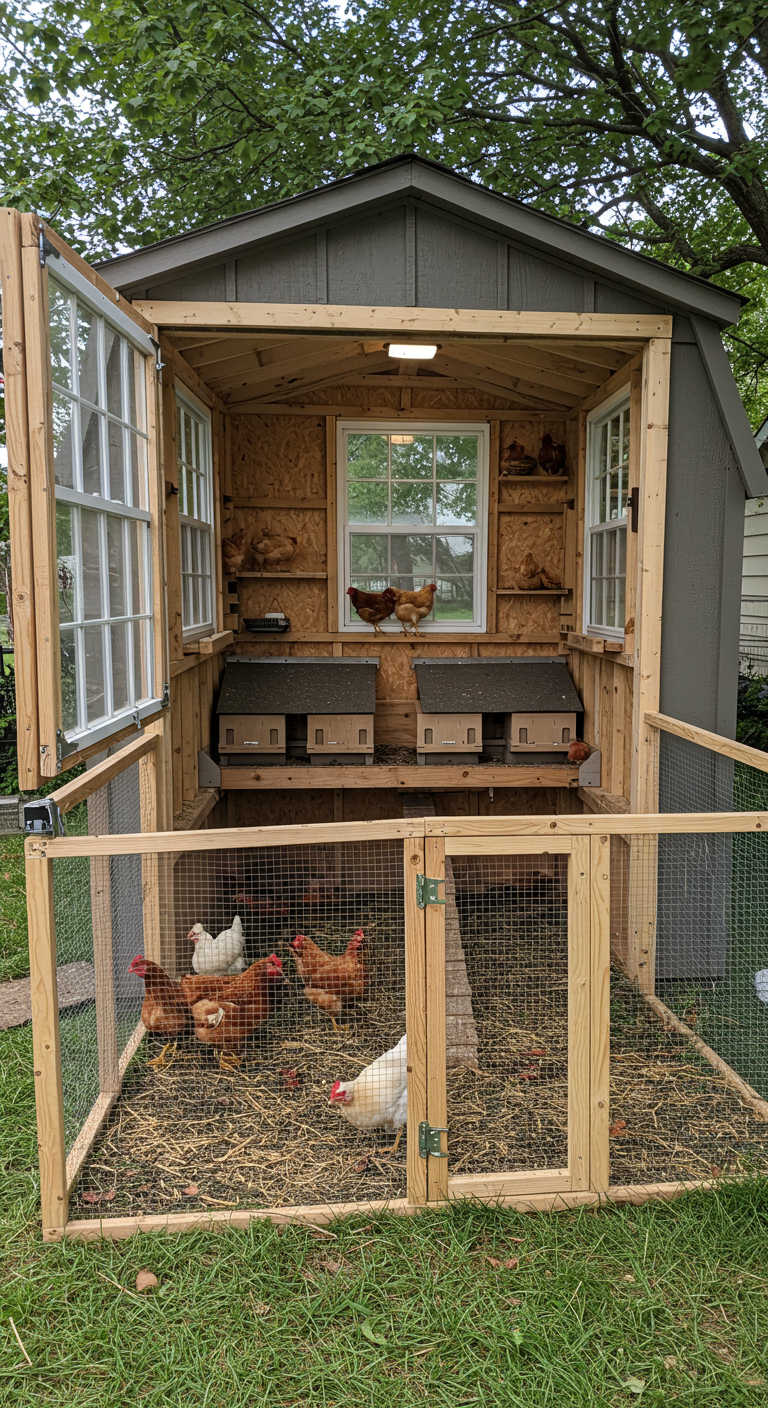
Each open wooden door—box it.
[422,832,610,1205]
[0,210,168,786]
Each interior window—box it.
[176,390,214,639]
[585,398,630,638]
[50,274,158,750]
[340,423,488,631]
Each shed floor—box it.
[70,893,768,1218]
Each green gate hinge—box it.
[416,874,445,908]
[419,1121,448,1159]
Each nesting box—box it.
[506,712,577,752]
[308,714,374,764]
[216,657,378,766]
[416,710,482,765]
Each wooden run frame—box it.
[23,714,768,1239]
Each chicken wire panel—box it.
[51,761,145,1156]
[609,833,768,1187]
[446,851,569,1176]
[71,838,408,1217]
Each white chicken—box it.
[329,1034,408,1153]
[754,970,768,1004]
[188,917,247,976]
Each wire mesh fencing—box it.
[608,822,768,1188]
[68,836,408,1218]
[447,850,569,1177]
[53,758,144,1159]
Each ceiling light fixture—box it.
[387,343,438,360]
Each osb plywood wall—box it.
[214,391,634,793]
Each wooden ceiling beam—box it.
[455,338,609,385]
[224,348,392,405]
[201,338,362,384]
[437,352,577,408]
[446,341,605,398]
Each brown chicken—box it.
[499,440,537,476]
[189,953,284,1067]
[512,552,561,591]
[179,953,283,1008]
[129,955,190,1067]
[538,434,568,475]
[222,529,248,575]
[346,585,396,632]
[252,533,298,570]
[567,740,592,764]
[390,582,437,635]
[290,929,366,1030]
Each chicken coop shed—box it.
[4,156,768,1241]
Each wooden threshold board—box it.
[219,764,580,790]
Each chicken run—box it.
[60,833,768,1223]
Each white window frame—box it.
[337,420,489,634]
[583,389,631,642]
[47,251,163,756]
[176,386,215,642]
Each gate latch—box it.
[416,874,445,908]
[419,1121,448,1159]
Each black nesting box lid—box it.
[216,657,378,716]
[413,657,583,715]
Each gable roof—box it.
[100,154,742,326]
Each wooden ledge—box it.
[219,764,580,791]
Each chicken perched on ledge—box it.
[222,530,248,575]
[290,929,366,1030]
[129,956,190,1067]
[538,433,568,475]
[512,553,561,591]
[347,585,396,632]
[252,532,298,570]
[391,582,437,635]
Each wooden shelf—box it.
[500,474,569,483]
[232,499,327,510]
[498,505,566,515]
[495,588,571,596]
[234,631,562,645]
[237,572,328,580]
[220,763,580,791]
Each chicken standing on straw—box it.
[188,916,246,975]
[329,1034,408,1154]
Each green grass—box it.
[0,835,30,982]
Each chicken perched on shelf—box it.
[222,529,248,575]
[512,552,561,591]
[538,433,568,475]
[390,582,437,635]
[188,916,246,976]
[128,956,190,1067]
[190,953,284,1068]
[252,532,298,570]
[290,928,366,1030]
[567,740,592,764]
[346,585,396,632]
[329,1034,408,1154]
[499,440,538,476]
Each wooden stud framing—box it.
[136,302,673,340]
[50,732,157,814]
[589,834,611,1192]
[404,837,428,1205]
[0,208,40,786]
[25,851,68,1239]
[628,338,671,990]
[325,415,338,631]
[425,834,449,1201]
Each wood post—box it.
[404,837,428,1206]
[424,834,449,1201]
[325,416,338,631]
[25,850,68,1239]
[568,836,591,1190]
[589,834,611,1193]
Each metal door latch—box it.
[416,874,445,908]
[419,1121,448,1159]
